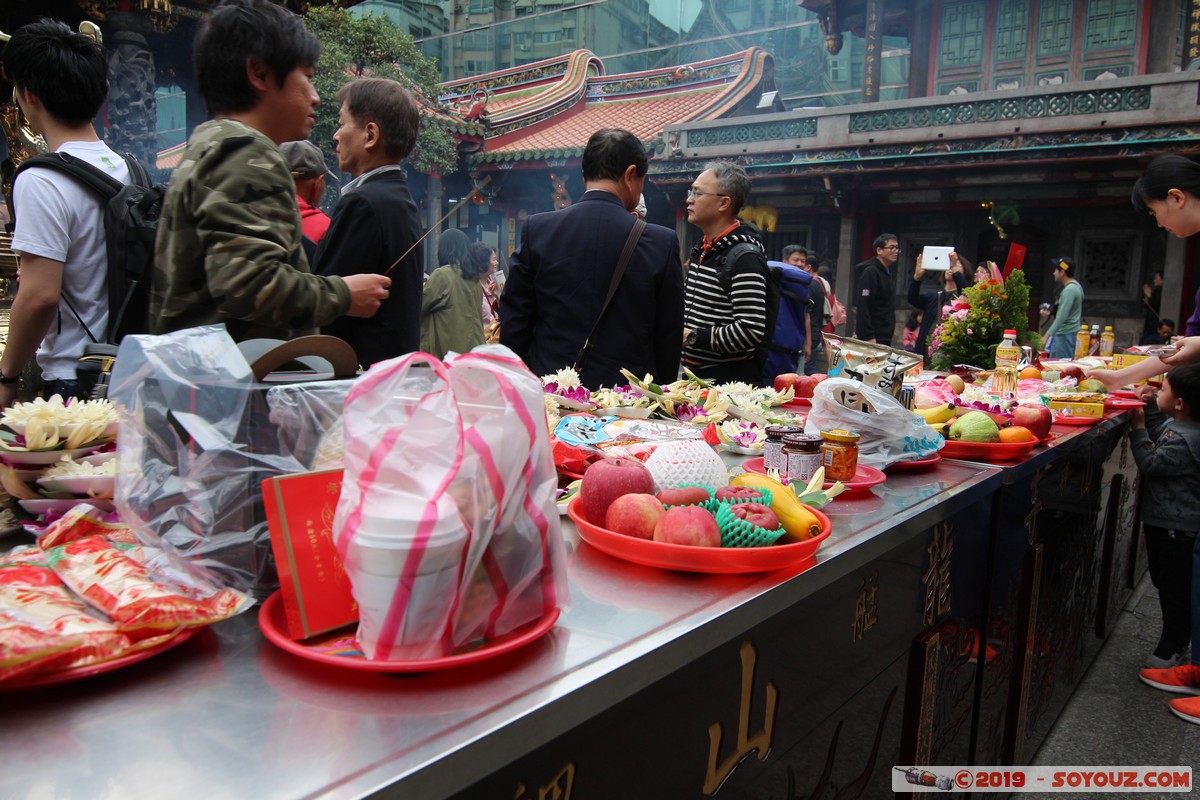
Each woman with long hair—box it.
[419,232,489,359]
[1091,155,1200,387]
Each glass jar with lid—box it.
[781,433,822,486]
[764,425,803,472]
[819,429,860,482]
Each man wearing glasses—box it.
[681,161,770,384]
[854,233,900,346]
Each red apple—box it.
[728,502,780,531]
[580,457,656,525]
[795,375,819,398]
[714,485,766,503]
[656,486,711,507]
[1011,403,1053,440]
[812,373,828,383]
[605,493,666,539]
[653,506,722,547]
[773,373,800,393]
[1061,365,1085,381]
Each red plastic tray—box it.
[567,497,830,573]
[780,398,812,410]
[1055,414,1102,426]
[0,627,201,690]
[741,458,886,495]
[885,452,942,471]
[258,591,559,673]
[1110,390,1139,399]
[1104,397,1146,410]
[939,439,1037,462]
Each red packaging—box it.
[0,561,130,681]
[44,537,251,632]
[262,469,357,639]
[39,505,138,550]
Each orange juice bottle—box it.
[1074,325,1091,359]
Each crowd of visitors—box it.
[5,0,1190,401]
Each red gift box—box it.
[262,469,357,639]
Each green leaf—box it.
[303,7,459,178]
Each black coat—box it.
[500,190,685,388]
[315,168,423,367]
[854,256,896,345]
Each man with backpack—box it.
[764,255,811,384]
[0,20,131,406]
[784,245,828,376]
[682,161,771,384]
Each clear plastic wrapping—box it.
[109,326,349,598]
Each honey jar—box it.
[781,433,822,486]
[764,425,803,472]
[819,429,860,481]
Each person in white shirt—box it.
[0,19,130,406]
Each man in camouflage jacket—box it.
[151,0,388,341]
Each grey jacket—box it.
[1130,408,1200,531]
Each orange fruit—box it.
[1019,366,1042,380]
[999,426,1035,443]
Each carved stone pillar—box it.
[105,12,157,169]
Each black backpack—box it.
[712,241,790,374]
[14,151,164,342]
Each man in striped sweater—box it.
[681,161,769,384]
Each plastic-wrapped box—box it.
[109,326,354,599]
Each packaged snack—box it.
[38,505,137,550]
[825,336,922,399]
[0,560,129,681]
[44,537,253,632]
[0,610,75,682]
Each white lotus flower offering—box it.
[0,395,118,451]
[644,439,729,492]
[43,455,118,478]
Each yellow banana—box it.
[915,402,956,424]
[731,472,823,541]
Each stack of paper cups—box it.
[347,493,467,660]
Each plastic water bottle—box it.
[1088,324,1101,356]
[1099,326,1115,357]
[994,329,1020,393]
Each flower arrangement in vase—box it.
[928,263,1041,370]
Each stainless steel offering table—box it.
[939,410,1144,765]
[2,419,1140,798]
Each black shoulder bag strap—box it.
[572,217,646,372]
[13,151,145,345]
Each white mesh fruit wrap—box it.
[644,440,729,492]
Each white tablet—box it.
[922,245,954,271]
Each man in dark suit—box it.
[315,78,423,367]
[500,129,685,388]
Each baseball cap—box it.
[280,140,326,179]
[1052,256,1075,276]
